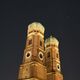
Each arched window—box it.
[47,52,50,58]
[56,53,59,58]
[28,39,32,45]
[40,40,42,47]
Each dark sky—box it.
[0,0,80,80]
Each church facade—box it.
[18,22,63,80]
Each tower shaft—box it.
[18,22,63,80]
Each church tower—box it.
[45,36,63,80]
[18,22,47,80]
[18,22,63,80]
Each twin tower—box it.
[18,22,63,80]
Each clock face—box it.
[25,51,32,59]
[38,52,44,60]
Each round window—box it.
[40,54,43,58]
[25,51,32,59]
[38,52,44,60]
[57,64,60,71]
[57,65,59,69]
[27,53,30,57]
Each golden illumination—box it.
[28,22,45,34]
[45,35,59,47]
[18,22,63,80]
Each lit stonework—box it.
[18,22,63,80]
[28,22,45,34]
[45,36,59,47]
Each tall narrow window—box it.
[28,39,32,45]
[47,52,50,58]
[56,53,59,58]
[40,40,42,47]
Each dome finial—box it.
[27,22,45,34]
[45,35,59,47]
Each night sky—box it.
[0,0,80,80]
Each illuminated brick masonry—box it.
[18,22,63,80]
